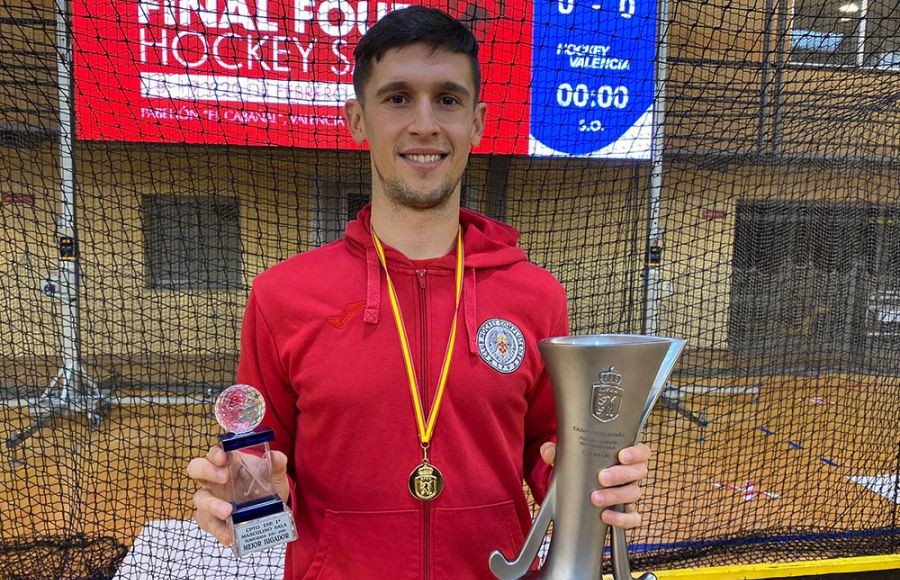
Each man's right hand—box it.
[187,445,290,546]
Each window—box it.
[730,201,900,368]
[866,0,900,68]
[790,0,900,69]
[309,179,369,247]
[866,207,900,278]
[143,195,242,290]
[732,201,872,272]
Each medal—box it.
[372,228,463,502]
[408,444,444,501]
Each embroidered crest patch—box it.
[477,318,526,374]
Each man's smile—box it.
[399,149,450,168]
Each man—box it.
[188,6,650,579]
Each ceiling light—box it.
[838,3,860,13]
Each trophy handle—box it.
[609,338,685,580]
[610,518,657,580]
[488,479,557,579]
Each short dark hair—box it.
[353,6,481,104]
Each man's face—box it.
[345,43,486,211]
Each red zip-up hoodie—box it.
[237,205,568,580]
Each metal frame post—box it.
[56,0,83,406]
[8,0,103,452]
[647,0,709,428]
[644,0,669,337]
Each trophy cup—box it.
[215,384,298,558]
[489,335,686,580]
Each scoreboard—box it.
[73,0,657,158]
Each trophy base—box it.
[230,495,297,558]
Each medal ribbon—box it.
[372,228,463,445]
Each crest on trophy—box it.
[592,367,624,423]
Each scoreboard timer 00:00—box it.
[556,83,630,109]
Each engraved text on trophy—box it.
[591,366,623,423]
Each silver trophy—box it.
[490,335,686,580]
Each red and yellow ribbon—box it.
[371,228,463,444]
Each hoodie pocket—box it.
[300,508,421,580]
[431,500,526,580]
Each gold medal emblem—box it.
[408,461,444,501]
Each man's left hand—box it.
[539,441,650,529]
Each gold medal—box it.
[408,460,444,501]
[372,229,463,502]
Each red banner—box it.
[73,0,531,152]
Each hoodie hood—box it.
[343,204,527,270]
[342,204,528,354]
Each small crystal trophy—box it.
[215,384,297,558]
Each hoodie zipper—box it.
[416,267,432,580]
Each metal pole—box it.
[646,0,708,428]
[857,0,868,68]
[758,0,774,153]
[644,0,669,337]
[8,0,103,453]
[55,0,81,399]
[773,0,787,153]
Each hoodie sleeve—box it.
[523,292,570,504]
[236,287,298,499]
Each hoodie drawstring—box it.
[464,267,477,355]
[365,246,381,324]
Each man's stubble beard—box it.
[374,163,462,211]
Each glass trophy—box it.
[215,384,298,557]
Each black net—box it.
[1,0,898,578]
